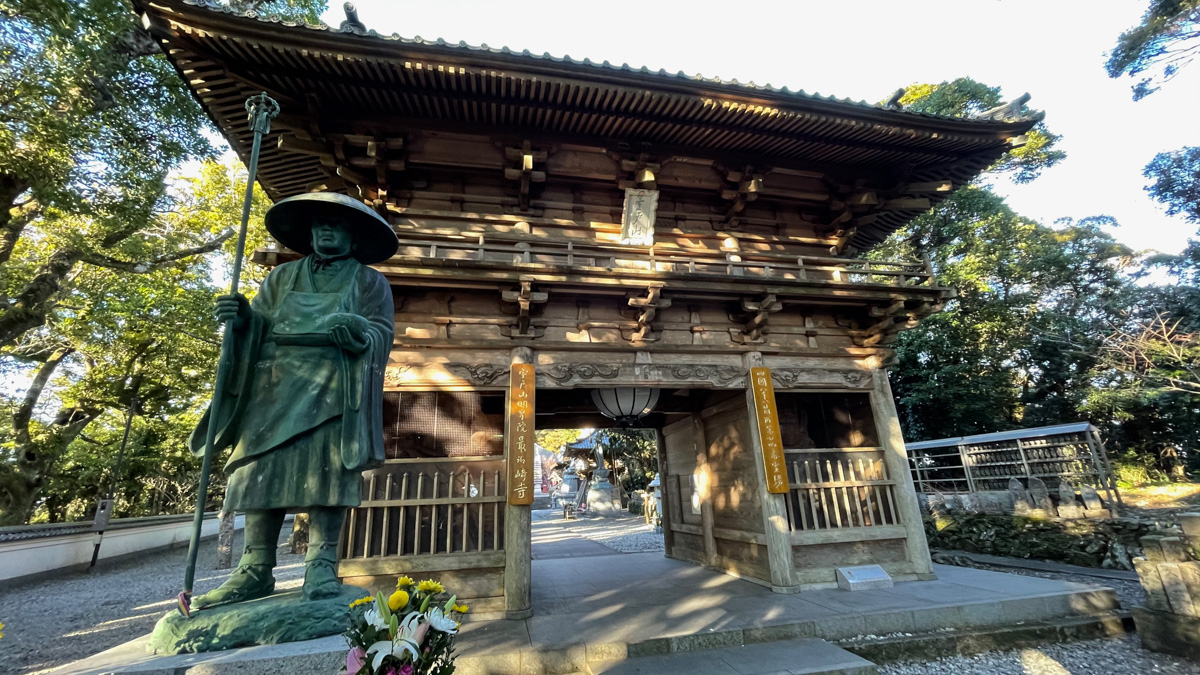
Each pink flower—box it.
[399,666,414,675]
[346,647,366,674]
[412,621,431,646]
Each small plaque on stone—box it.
[836,564,893,591]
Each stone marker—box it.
[1009,478,1032,515]
[1161,537,1189,563]
[836,564,893,591]
[1028,477,1054,512]
[1143,535,1167,562]
[1080,485,1105,511]
[1134,557,1171,612]
[1159,563,1199,616]
[1056,483,1084,519]
[1179,513,1200,538]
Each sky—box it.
[311,0,1200,256]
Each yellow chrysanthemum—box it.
[388,590,409,612]
[0,620,5,639]
[396,576,414,588]
[348,596,374,609]
[453,604,469,614]
[417,579,444,594]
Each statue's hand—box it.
[215,293,251,332]
[323,313,369,336]
[331,325,369,354]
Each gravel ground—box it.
[559,513,665,553]
[0,529,304,675]
[878,636,1200,674]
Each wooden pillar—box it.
[690,413,717,568]
[504,346,534,619]
[743,352,799,592]
[868,369,935,578]
[655,429,675,555]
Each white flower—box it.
[366,613,423,670]
[363,606,387,631]
[424,607,458,634]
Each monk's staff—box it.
[179,92,279,617]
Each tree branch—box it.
[12,347,73,447]
[77,229,233,273]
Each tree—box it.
[0,0,324,524]
[1106,0,1200,99]
[0,0,323,348]
[877,80,1144,442]
[893,78,1064,184]
[0,159,273,524]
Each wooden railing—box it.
[341,458,505,560]
[376,233,936,289]
[781,448,901,531]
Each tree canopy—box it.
[0,0,324,524]
[1105,0,1200,99]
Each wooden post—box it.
[742,352,799,592]
[868,369,935,578]
[690,413,717,568]
[504,346,534,619]
[655,429,675,556]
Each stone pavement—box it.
[55,523,1124,675]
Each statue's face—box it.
[311,217,354,257]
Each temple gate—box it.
[138,0,1040,620]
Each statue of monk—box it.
[190,192,397,607]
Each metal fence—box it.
[905,422,1121,506]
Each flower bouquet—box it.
[345,577,468,675]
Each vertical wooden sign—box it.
[749,367,790,494]
[506,363,536,505]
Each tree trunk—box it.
[0,171,30,267]
[0,248,81,347]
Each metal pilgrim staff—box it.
[179,93,280,616]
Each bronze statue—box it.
[190,192,397,608]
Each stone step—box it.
[586,638,876,675]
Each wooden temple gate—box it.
[140,0,1041,619]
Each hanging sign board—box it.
[506,363,536,505]
[749,367,790,494]
[620,188,659,246]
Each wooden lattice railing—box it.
[375,233,937,288]
[782,448,901,531]
[341,458,505,561]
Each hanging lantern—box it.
[590,388,660,427]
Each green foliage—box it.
[1105,0,1200,99]
[1145,146,1200,225]
[602,429,658,493]
[0,158,269,524]
[535,428,582,453]
[892,78,1064,183]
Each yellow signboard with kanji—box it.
[506,363,536,505]
[749,367,790,494]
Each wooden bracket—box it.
[504,140,547,211]
[731,294,782,344]
[500,277,548,337]
[713,165,763,228]
[623,284,671,343]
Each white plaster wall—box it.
[0,514,245,584]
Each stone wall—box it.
[1132,513,1200,658]
[923,513,1155,569]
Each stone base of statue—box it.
[586,478,623,517]
[147,584,366,655]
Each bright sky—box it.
[315,0,1200,256]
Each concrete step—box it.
[587,638,876,675]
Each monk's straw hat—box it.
[265,192,399,264]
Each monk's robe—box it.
[191,256,394,510]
